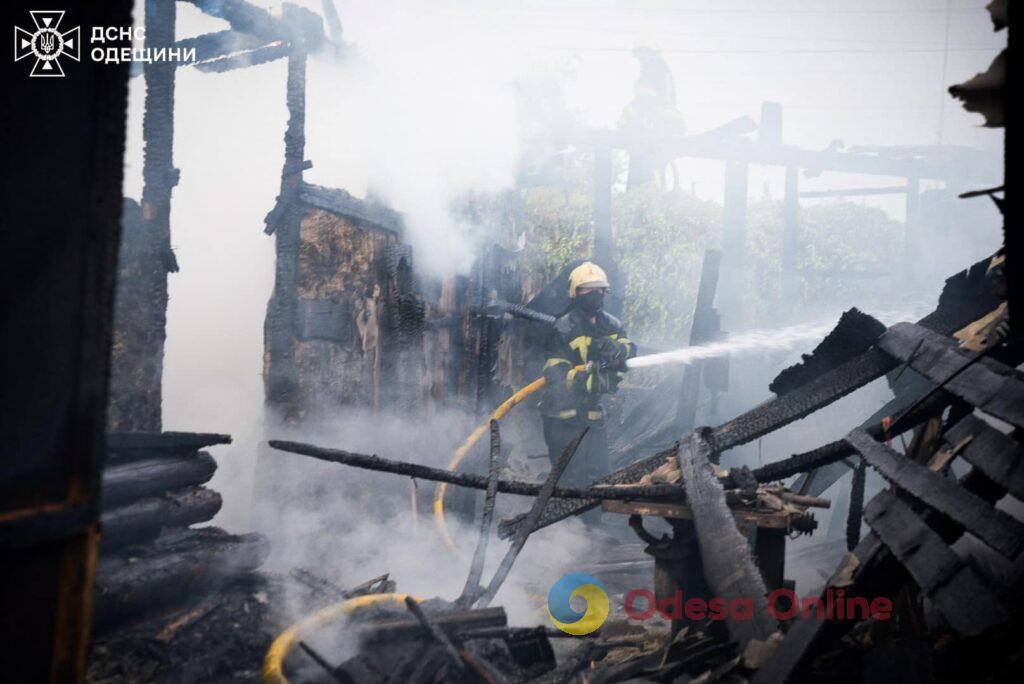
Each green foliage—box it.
[612,188,721,345]
[519,186,592,288]
[746,198,903,325]
[520,185,904,344]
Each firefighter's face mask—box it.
[576,288,606,314]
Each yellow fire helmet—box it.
[568,262,610,298]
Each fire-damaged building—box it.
[2,0,1021,683]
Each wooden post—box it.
[782,166,800,306]
[263,46,307,412]
[719,161,749,329]
[676,432,776,646]
[676,250,722,431]
[903,177,921,284]
[126,0,179,431]
[593,140,622,316]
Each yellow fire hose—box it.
[263,593,423,684]
[431,365,587,551]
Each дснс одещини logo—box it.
[14,10,80,78]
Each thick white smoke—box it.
[303,0,524,275]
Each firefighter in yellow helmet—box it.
[538,262,636,492]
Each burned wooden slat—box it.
[100,487,222,550]
[710,348,898,452]
[863,490,1010,636]
[769,308,886,396]
[93,528,270,631]
[877,322,1024,429]
[298,641,345,683]
[270,439,691,502]
[601,500,791,529]
[751,440,855,484]
[752,533,890,684]
[943,414,1024,501]
[403,597,466,673]
[846,458,866,551]
[105,431,231,462]
[457,421,503,608]
[845,429,1024,558]
[101,452,217,507]
[361,607,507,642]
[676,249,722,432]
[676,431,776,645]
[476,429,587,609]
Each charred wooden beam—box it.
[750,440,855,484]
[676,431,775,645]
[769,309,885,396]
[877,322,1024,429]
[186,0,323,49]
[105,431,231,462]
[174,29,269,65]
[863,490,1010,636]
[752,534,892,684]
[457,421,503,608]
[194,43,292,73]
[361,606,507,643]
[268,440,689,501]
[94,528,269,631]
[403,597,466,673]
[845,459,866,551]
[944,414,1024,501]
[676,249,722,432]
[101,452,217,508]
[845,428,1024,558]
[100,487,222,550]
[476,429,587,608]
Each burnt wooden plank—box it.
[845,429,1024,558]
[99,487,222,550]
[101,452,217,508]
[676,249,722,432]
[877,322,1024,429]
[944,414,1024,501]
[753,533,888,684]
[677,432,776,645]
[769,309,886,396]
[601,499,791,529]
[94,528,269,632]
[863,490,1010,636]
[106,431,232,458]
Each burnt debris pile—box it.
[271,249,1024,683]
[94,432,269,632]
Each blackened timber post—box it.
[782,166,800,306]
[904,176,921,284]
[676,249,722,432]
[136,0,179,430]
[263,43,308,413]
[593,139,621,316]
[720,160,749,330]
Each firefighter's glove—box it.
[585,367,620,394]
[591,336,630,371]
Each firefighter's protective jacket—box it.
[539,308,636,423]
